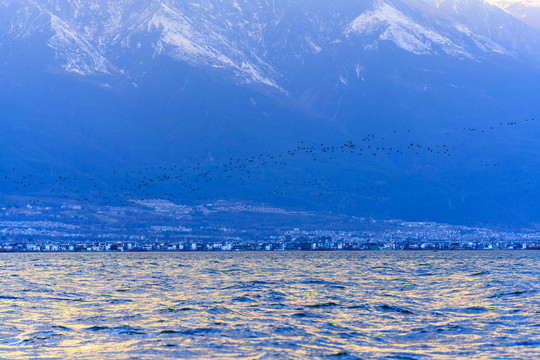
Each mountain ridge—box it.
[0,0,539,227]
[2,0,539,88]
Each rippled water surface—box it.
[0,251,539,359]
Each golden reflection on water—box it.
[0,251,538,359]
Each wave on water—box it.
[0,251,538,359]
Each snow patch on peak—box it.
[345,2,471,57]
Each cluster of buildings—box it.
[0,200,539,252]
[1,235,538,253]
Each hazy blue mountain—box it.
[0,0,539,227]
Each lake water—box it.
[0,251,538,359]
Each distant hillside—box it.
[0,0,539,227]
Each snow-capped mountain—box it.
[0,0,285,86]
[1,0,538,89]
[338,0,540,64]
[0,0,539,226]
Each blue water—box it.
[0,251,538,359]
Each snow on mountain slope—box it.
[453,24,513,55]
[345,2,472,57]
[146,3,280,88]
[424,0,540,56]
[0,0,538,89]
[343,0,538,59]
[0,0,281,87]
[48,13,114,75]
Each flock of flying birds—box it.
[0,117,536,208]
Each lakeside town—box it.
[0,199,539,252]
